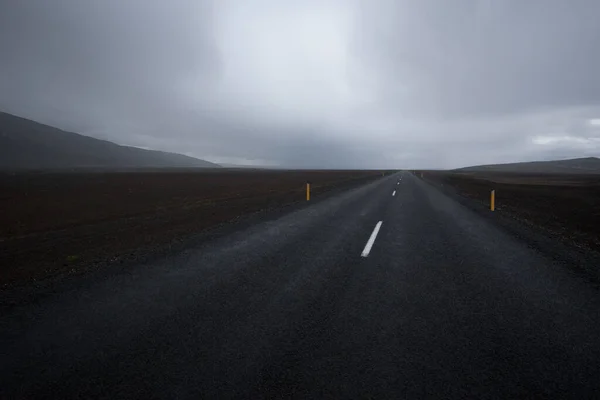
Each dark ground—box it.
[0,169,386,286]
[418,171,600,252]
[2,172,600,399]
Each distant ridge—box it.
[455,157,600,174]
[0,111,220,170]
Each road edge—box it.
[0,174,392,312]
[415,173,600,286]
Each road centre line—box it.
[392,190,396,196]
[361,221,383,257]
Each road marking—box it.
[392,190,396,196]
[361,221,383,257]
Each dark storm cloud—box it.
[0,0,373,168]
[0,0,218,126]
[1,0,599,168]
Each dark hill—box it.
[455,157,600,174]
[0,112,220,170]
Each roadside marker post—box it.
[491,190,495,211]
[307,182,311,201]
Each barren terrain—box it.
[0,169,386,285]
[419,171,600,252]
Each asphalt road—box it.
[2,172,600,399]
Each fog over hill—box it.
[455,157,600,174]
[0,112,220,170]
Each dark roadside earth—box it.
[0,169,388,293]
[419,171,600,277]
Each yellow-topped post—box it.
[491,190,495,211]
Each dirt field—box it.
[419,171,600,252]
[0,169,387,286]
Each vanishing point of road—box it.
[2,173,600,398]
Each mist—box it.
[1,0,600,168]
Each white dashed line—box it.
[392,190,396,196]
[361,221,383,257]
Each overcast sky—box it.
[1,0,600,168]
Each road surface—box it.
[2,172,600,398]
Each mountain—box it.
[0,112,220,170]
[455,157,600,174]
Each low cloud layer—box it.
[1,0,600,168]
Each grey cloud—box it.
[1,0,599,169]
[356,0,600,118]
[0,0,218,125]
